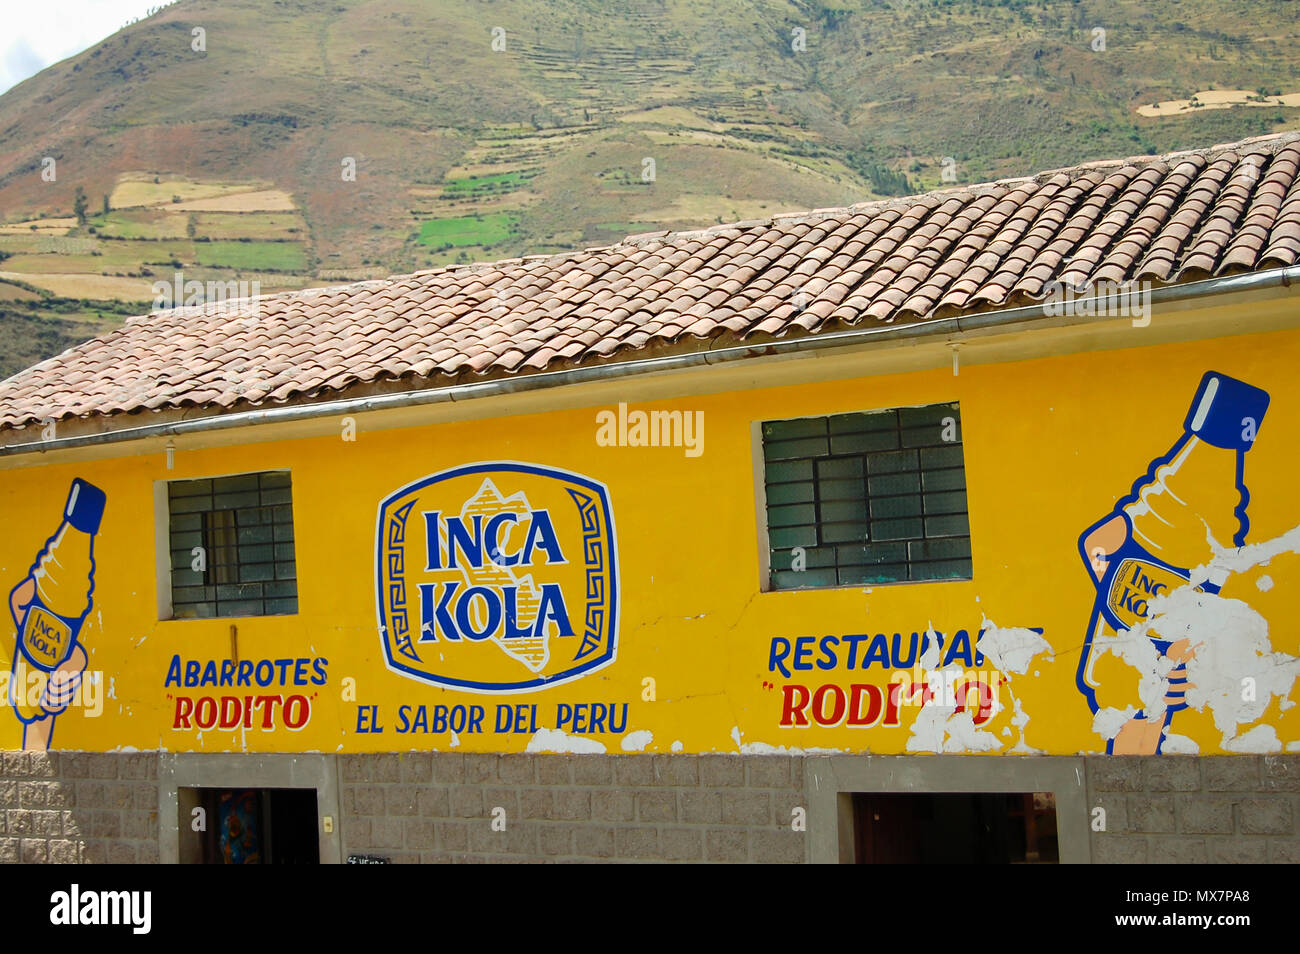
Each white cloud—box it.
[0,1,166,96]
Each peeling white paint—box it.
[526,727,606,754]
[1160,733,1199,754]
[620,729,653,752]
[1008,697,1043,754]
[1224,724,1282,753]
[1094,706,1138,740]
[1150,587,1299,743]
[670,740,683,752]
[731,725,842,755]
[978,618,1053,674]
[449,730,460,749]
[906,703,1001,753]
[1085,521,1300,751]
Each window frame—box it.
[155,468,300,621]
[753,401,973,593]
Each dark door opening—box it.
[180,787,320,864]
[853,792,1058,863]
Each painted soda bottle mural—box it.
[1076,372,1270,754]
[6,478,107,749]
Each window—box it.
[166,472,297,618]
[760,402,971,589]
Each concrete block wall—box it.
[4,751,1300,863]
[0,752,159,864]
[1085,755,1300,864]
[338,753,807,863]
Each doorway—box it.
[179,787,320,864]
[853,791,1059,863]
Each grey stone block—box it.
[89,811,120,838]
[450,786,483,818]
[1142,758,1201,792]
[706,828,748,862]
[721,791,771,826]
[351,786,384,816]
[20,839,48,863]
[400,753,433,783]
[462,754,498,784]
[1090,835,1149,863]
[85,754,118,779]
[700,755,746,788]
[661,827,703,861]
[1236,797,1293,834]
[121,811,156,840]
[1088,758,1143,792]
[498,756,535,785]
[484,788,519,817]
[552,790,591,821]
[1203,757,1260,792]
[614,826,659,859]
[48,839,79,864]
[437,821,469,852]
[1262,756,1300,791]
[636,791,677,823]
[1266,839,1300,863]
[681,792,722,825]
[573,825,614,858]
[536,756,571,785]
[431,754,466,784]
[371,818,404,849]
[1149,837,1207,863]
[1177,796,1234,834]
[613,755,655,786]
[750,829,804,863]
[404,820,436,849]
[572,757,614,786]
[1207,839,1264,863]
[417,788,450,818]
[1128,796,1176,833]
[386,786,421,816]
[746,756,795,789]
[653,756,699,787]
[519,788,553,820]
[119,754,156,780]
[538,824,573,857]
[107,842,135,864]
[341,755,370,782]
[590,790,634,822]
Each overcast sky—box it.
[1,0,163,96]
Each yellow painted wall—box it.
[1,325,1298,756]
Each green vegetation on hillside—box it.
[0,0,1297,372]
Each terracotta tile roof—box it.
[3,132,1300,433]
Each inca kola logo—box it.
[376,463,619,692]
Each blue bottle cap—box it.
[64,478,107,535]
[1184,371,1270,451]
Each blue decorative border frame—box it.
[375,461,619,693]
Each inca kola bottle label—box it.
[375,462,619,692]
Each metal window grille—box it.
[167,471,298,618]
[761,402,971,590]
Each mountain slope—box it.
[1,0,1298,375]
